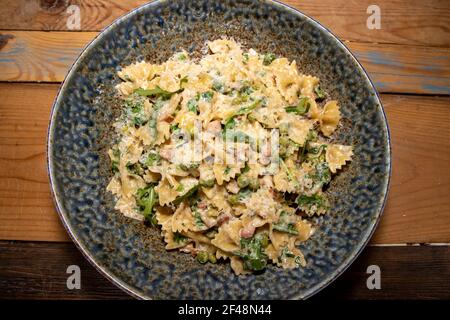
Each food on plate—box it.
[107,39,353,274]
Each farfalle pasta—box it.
[107,39,353,275]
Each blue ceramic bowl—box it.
[47,0,391,299]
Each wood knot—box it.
[0,34,14,51]
[39,0,69,12]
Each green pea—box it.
[196,251,209,264]
[248,178,260,191]
[205,229,217,239]
[247,112,257,122]
[200,178,215,188]
[228,194,240,205]
[208,253,217,264]
[237,175,250,188]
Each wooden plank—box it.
[0,31,94,82]
[0,0,449,47]
[0,83,69,242]
[0,240,448,299]
[0,241,129,299]
[0,83,449,244]
[371,94,450,244]
[314,245,450,300]
[349,42,450,95]
[0,0,148,32]
[0,31,449,94]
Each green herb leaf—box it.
[212,80,225,93]
[278,246,296,263]
[174,232,188,244]
[135,86,184,99]
[235,99,261,116]
[273,211,298,235]
[296,193,329,212]
[170,123,180,133]
[307,143,327,158]
[228,188,252,205]
[298,130,318,163]
[111,149,120,173]
[312,162,331,187]
[191,206,206,228]
[314,85,326,101]
[176,184,184,192]
[124,95,148,126]
[144,152,161,167]
[235,233,269,271]
[224,117,236,130]
[273,224,298,235]
[148,112,158,141]
[200,91,214,102]
[172,184,199,205]
[232,84,253,105]
[285,97,311,115]
[280,158,295,182]
[223,130,253,144]
[136,186,158,222]
[126,162,144,175]
[263,53,276,66]
[226,99,262,123]
[111,161,119,173]
[187,97,199,114]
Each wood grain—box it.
[314,244,450,300]
[0,83,449,244]
[0,241,129,299]
[0,240,448,299]
[0,83,69,242]
[371,94,450,244]
[0,0,148,32]
[0,31,94,82]
[349,42,450,95]
[0,0,449,47]
[0,31,449,94]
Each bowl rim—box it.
[47,0,392,300]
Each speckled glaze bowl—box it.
[47,0,391,299]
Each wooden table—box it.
[0,0,449,299]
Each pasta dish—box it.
[107,39,353,274]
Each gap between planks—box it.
[0,31,449,95]
[0,83,449,244]
[0,240,448,299]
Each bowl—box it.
[47,0,391,299]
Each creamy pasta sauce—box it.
[107,39,353,274]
